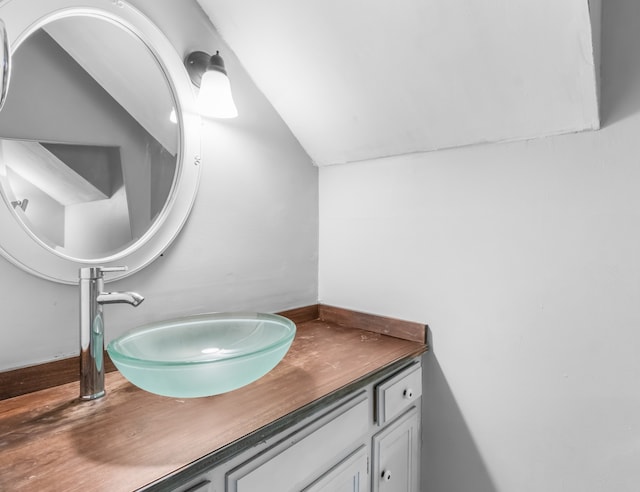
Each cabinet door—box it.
[227,395,369,492]
[372,407,419,492]
[303,445,369,492]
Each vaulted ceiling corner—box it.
[198,0,601,167]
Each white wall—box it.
[0,0,318,370]
[319,1,640,491]
[64,186,131,257]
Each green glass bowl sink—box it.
[107,312,296,398]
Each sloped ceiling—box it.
[197,0,600,166]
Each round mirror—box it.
[0,0,201,284]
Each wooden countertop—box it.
[0,307,427,491]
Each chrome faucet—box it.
[79,266,144,400]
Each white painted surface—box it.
[589,0,602,101]
[64,186,131,257]
[0,0,317,370]
[45,17,178,156]
[2,140,107,206]
[198,0,599,166]
[319,2,640,490]
[5,169,64,245]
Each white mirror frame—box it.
[0,0,201,284]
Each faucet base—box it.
[80,390,105,401]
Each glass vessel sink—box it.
[107,312,296,398]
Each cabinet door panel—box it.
[303,445,369,492]
[227,395,369,492]
[372,407,419,492]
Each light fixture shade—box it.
[198,69,238,119]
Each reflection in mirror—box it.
[0,15,178,260]
[0,18,9,111]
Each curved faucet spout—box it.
[97,291,145,306]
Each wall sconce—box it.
[11,199,28,211]
[185,50,238,119]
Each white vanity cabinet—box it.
[157,358,423,492]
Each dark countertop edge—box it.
[138,351,425,492]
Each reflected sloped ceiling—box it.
[197,0,600,166]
